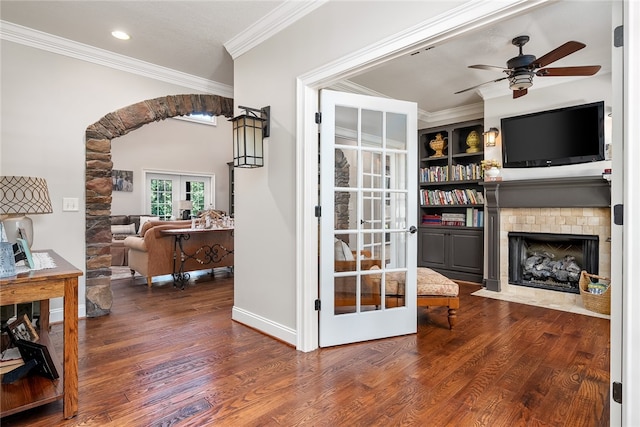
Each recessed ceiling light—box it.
[111,30,130,41]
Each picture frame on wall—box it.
[112,169,133,192]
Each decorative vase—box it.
[466,130,480,153]
[485,166,500,180]
[429,133,447,157]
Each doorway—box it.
[84,94,233,317]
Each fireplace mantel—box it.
[482,176,611,291]
[483,176,611,209]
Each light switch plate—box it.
[62,197,79,212]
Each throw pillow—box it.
[111,223,136,235]
[334,238,354,261]
[138,216,159,234]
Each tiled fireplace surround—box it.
[483,177,611,312]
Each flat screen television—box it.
[501,101,605,168]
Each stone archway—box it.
[84,94,234,317]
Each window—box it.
[149,178,173,219]
[145,171,214,219]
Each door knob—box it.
[408,226,417,234]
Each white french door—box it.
[144,172,214,219]
[319,90,418,347]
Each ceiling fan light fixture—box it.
[509,71,534,90]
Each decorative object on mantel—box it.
[465,130,481,153]
[602,168,612,182]
[428,133,447,157]
[0,176,53,248]
[579,270,611,315]
[481,159,501,181]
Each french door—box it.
[319,90,418,347]
[144,172,214,219]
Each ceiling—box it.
[0,1,612,115]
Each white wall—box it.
[483,73,612,180]
[111,118,232,215]
[0,40,222,321]
[231,1,463,344]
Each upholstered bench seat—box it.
[384,267,460,329]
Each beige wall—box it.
[0,40,220,320]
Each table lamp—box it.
[179,200,192,220]
[0,176,53,248]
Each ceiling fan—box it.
[455,35,601,99]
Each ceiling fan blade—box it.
[536,65,601,76]
[533,41,586,68]
[454,76,508,94]
[469,64,508,71]
[513,88,528,99]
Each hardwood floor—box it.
[2,271,610,426]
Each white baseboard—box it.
[232,306,296,347]
[49,304,86,324]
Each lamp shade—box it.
[178,200,193,210]
[1,176,52,247]
[0,176,53,215]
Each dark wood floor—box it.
[2,271,610,426]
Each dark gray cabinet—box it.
[418,227,483,283]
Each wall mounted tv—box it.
[501,101,605,168]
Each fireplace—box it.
[508,232,599,294]
[483,177,611,309]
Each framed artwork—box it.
[7,314,39,343]
[16,339,59,380]
[112,169,134,192]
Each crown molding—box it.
[224,0,328,60]
[0,20,233,97]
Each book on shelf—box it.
[420,165,448,183]
[464,208,484,227]
[420,188,484,206]
[451,163,482,181]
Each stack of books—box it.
[441,213,466,226]
[421,214,442,225]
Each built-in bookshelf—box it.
[417,119,485,282]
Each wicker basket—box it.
[579,270,611,315]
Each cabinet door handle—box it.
[408,226,417,234]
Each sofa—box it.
[124,220,234,287]
[110,215,159,266]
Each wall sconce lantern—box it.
[483,127,499,147]
[230,105,270,168]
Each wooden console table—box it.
[0,251,82,419]
[161,228,234,289]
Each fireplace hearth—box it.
[508,232,599,294]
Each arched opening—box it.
[84,94,233,317]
